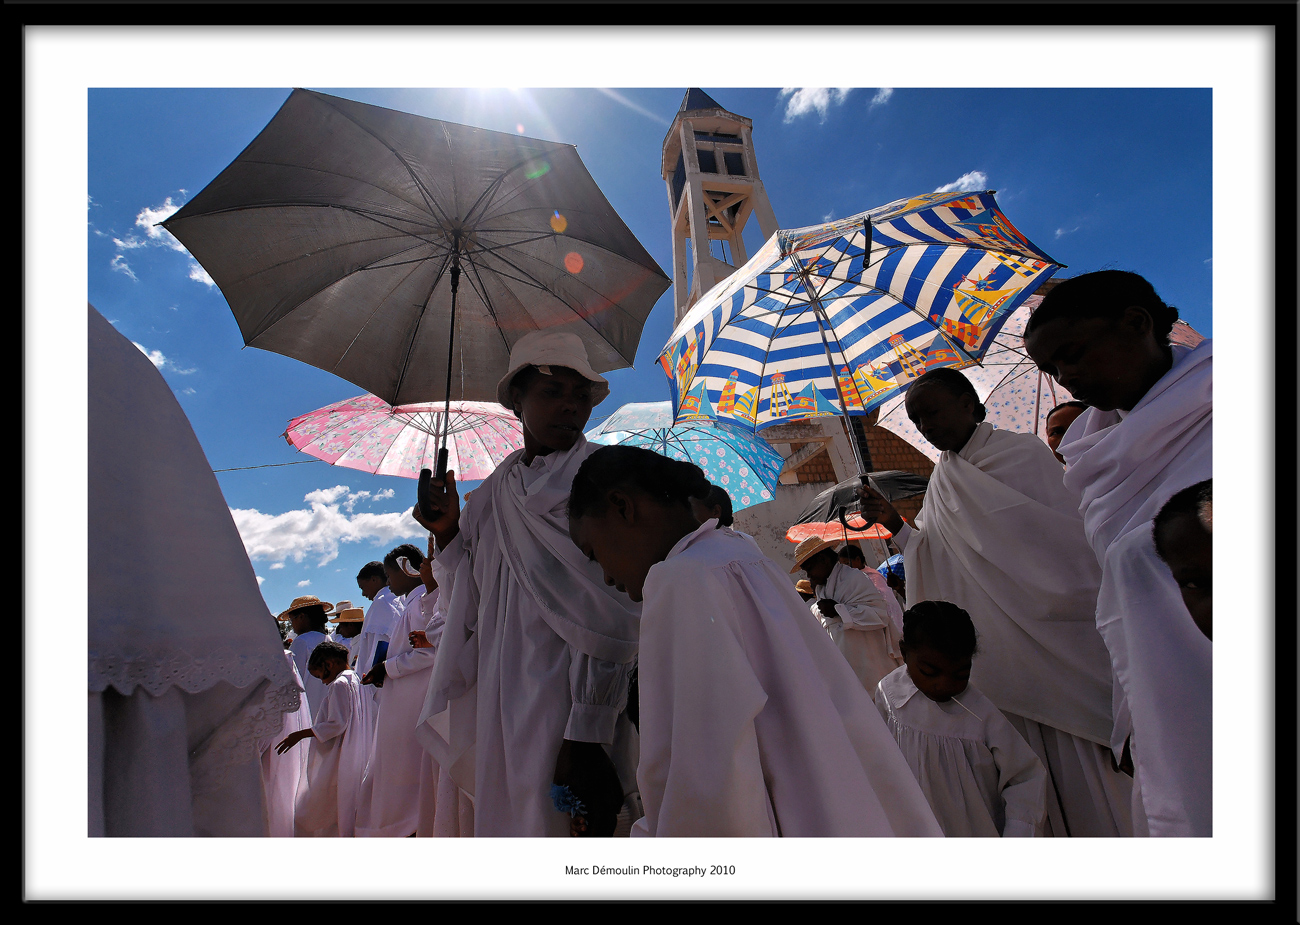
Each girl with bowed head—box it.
[568,444,941,837]
[857,365,1133,837]
[1025,269,1212,837]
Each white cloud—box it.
[869,88,894,109]
[1054,226,1080,239]
[133,342,166,368]
[188,261,216,287]
[778,88,852,123]
[135,197,189,252]
[231,485,426,568]
[822,210,836,223]
[256,575,265,586]
[374,488,395,501]
[132,341,195,375]
[179,387,196,395]
[934,170,989,193]
[297,580,312,587]
[270,562,285,570]
[110,254,138,281]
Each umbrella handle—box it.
[418,465,439,521]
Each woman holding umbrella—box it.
[413,331,641,838]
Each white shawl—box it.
[905,423,1114,746]
[1058,340,1212,836]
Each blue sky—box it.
[87,85,1214,618]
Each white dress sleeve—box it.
[985,709,1048,837]
[311,679,353,743]
[565,652,631,745]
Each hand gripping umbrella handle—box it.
[435,447,448,481]
[418,465,439,522]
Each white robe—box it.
[88,305,298,838]
[418,437,641,837]
[865,566,906,637]
[356,587,401,678]
[875,666,1047,837]
[632,522,943,837]
[354,586,442,837]
[294,669,371,838]
[289,630,331,718]
[1059,340,1212,837]
[257,651,314,837]
[812,562,903,692]
[898,421,1132,836]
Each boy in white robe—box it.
[795,538,902,691]
[875,600,1047,837]
[1026,270,1212,836]
[568,445,943,837]
[331,602,364,668]
[278,641,371,837]
[355,546,440,837]
[415,332,641,837]
[843,543,906,637]
[860,368,1133,837]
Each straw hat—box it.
[276,595,335,620]
[790,536,839,573]
[495,331,610,408]
[333,605,364,623]
[794,579,813,596]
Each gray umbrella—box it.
[164,90,670,471]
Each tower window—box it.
[696,149,718,174]
[672,152,685,207]
[694,132,741,144]
[723,151,745,176]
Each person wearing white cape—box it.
[1026,270,1211,837]
[89,304,300,837]
[568,445,943,837]
[859,367,1133,837]
[414,332,641,837]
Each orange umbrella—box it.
[785,519,892,543]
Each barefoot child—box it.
[567,445,941,837]
[875,601,1047,837]
[277,640,371,837]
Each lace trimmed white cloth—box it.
[88,304,300,829]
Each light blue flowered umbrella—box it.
[585,401,782,512]
[657,190,1062,472]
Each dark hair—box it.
[908,367,987,422]
[1046,400,1089,420]
[1026,270,1179,343]
[383,543,424,571]
[903,600,978,661]
[1153,480,1212,561]
[308,639,352,672]
[839,544,865,564]
[697,483,734,527]
[506,366,545,416]
[568,445,711,521]
[292,604,330,632]
[357,561,386,582]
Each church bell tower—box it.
[662,89,780,325]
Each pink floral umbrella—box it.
[283,395,523,481]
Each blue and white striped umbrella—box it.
[657,190,1062,449]
[585,401,782,512]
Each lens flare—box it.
[564,252,584,274]
[516,123,526,134]
[550,211,568,234]
[524,161,551,180]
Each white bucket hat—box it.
[495,331,610,409]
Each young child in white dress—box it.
[875,600,1047,837]
[277,640,371,837]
